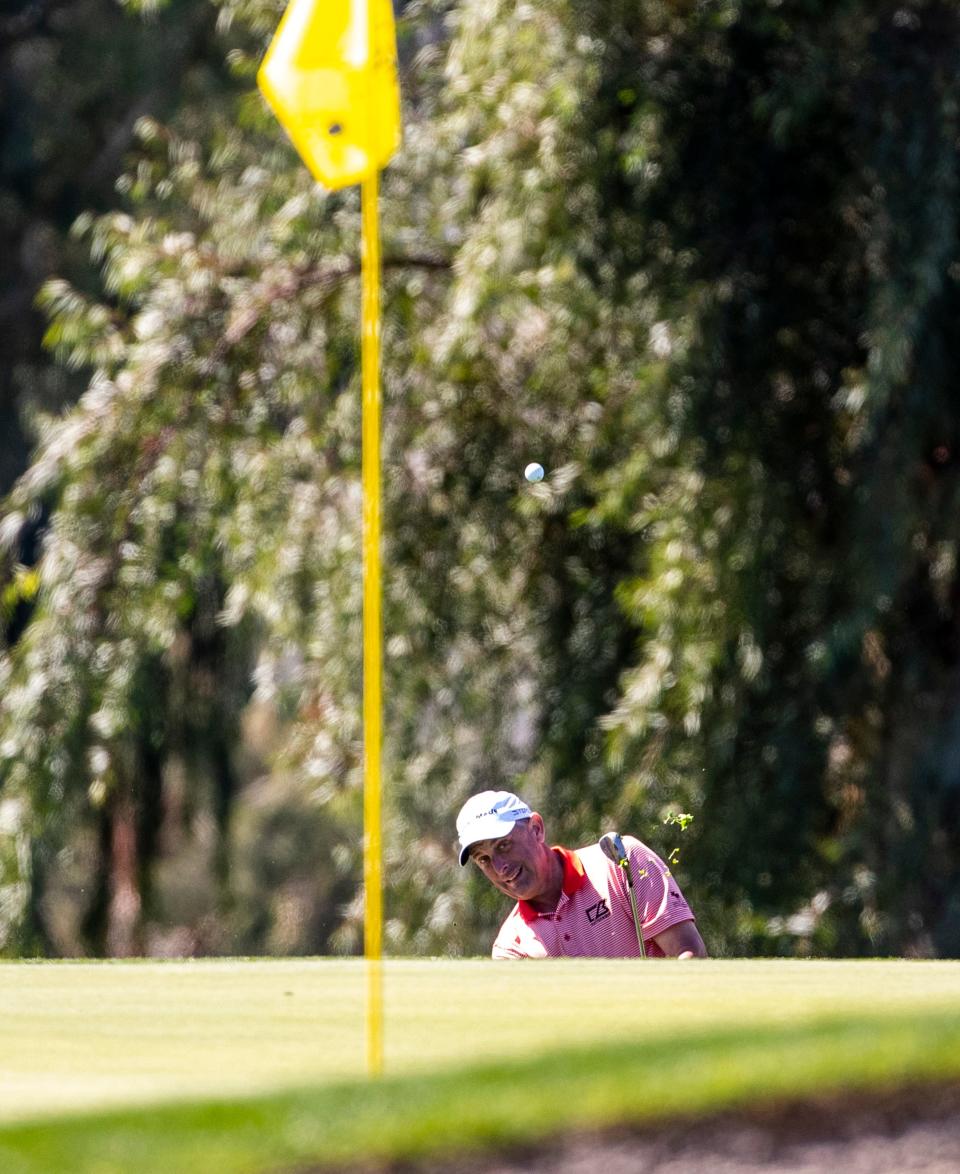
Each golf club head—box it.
[599,831,628,867]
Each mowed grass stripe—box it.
[0,958,368,1118]
[1,1010,959,1174]
[2,957,959,1122]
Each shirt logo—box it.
[586,899,610,924]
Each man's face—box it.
[468,815,554,904]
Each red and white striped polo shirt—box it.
[491,837,695,959]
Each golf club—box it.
[599,831,647,958]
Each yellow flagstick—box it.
[361,168,384,1076]
[257,0,401,1079]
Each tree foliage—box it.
[0,0,224,491]
[1,0,958,958]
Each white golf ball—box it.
[524,462,545,483]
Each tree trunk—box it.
[106,796,142,957]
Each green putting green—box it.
[0,958,957,1172]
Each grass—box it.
[0,957,958,1172]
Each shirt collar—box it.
[516,847,586,922]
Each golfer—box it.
[457,790,707,959]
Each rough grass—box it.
[1,958,958,1173]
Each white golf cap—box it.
[456,790,533,865]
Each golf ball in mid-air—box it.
[524,462,545,483]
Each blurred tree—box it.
[587,0,960,956]
[1,0,958,960]
[0,0,222,491]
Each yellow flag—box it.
[258,0,401,190]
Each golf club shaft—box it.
[625,877,646,958]
[600,832,647,959]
